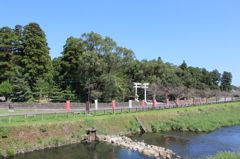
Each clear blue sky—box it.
[1,0,239,86]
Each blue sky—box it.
[1,0,239,86]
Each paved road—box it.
[0,98,237,117]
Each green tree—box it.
[0,27,15,82]
[200,68,212,87]
[162,62,183,86]
[176,66,193,88]
[57,37,85,101]
[77,32,135,102]
[60,37,84,80]
[52,57,62,79]
[12,25,24,67]
[220,71,232,91]
[48,83,63,101]
[211,69,221,87]
[62,85,77,101]
[20,22,53,88]
[179,60,188,71]
[11,77,32,102]
[0,81,12,101]
[33,78,50,102]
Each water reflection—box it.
[10,142,154,159]
[130,124,240,158]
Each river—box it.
[10,124,240,159]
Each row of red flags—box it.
[65,98,207,111]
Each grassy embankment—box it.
[204,151,240,159]
[0,101,240,157]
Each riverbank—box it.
[206,151,240,159]
[0,102,240,157]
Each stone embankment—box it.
[97,135,181,159]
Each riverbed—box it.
[10,124,240,159]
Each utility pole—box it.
[88,78,90,103]
[87,78,93,108]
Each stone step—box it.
[134,115,147,133]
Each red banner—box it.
[141,100,145,107]
[190,98,194,104]
[166,99,169,105]
[184,98,187,104]
[176,99,179,105]
[112,100,116,109]
[66,100,70,111]
[153,99,157,107]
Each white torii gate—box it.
[133,82,149,102]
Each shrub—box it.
[71,133,76,138]
[51,138,60,146]
[126,120,139,132]
[37,137,43,144]
[159,123,171,131]
[0,127,10,138]
[40,127,47,132]
[6,148,15,157]
[151,122,160,132]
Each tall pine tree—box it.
[20,22,53,89]
[0,27,15,83]
[220,71,232,91]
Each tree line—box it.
[0,22,236,103]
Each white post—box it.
[95,99,98,110]
[129,100,132,108]
[135,86,138,101]
[142,83,149,103]
[133,83,141,102]
[144,88,147,103]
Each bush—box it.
[0,127,10,138]
[40,127,47,132]
[6,148,15,157]
[126,120,139,132]
[37,137,43,144]
[151,122,160,132]
[159,123,171,131]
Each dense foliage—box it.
[0,22,236,102]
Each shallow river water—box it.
[131,124,240,158]
[10,124,240,159]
